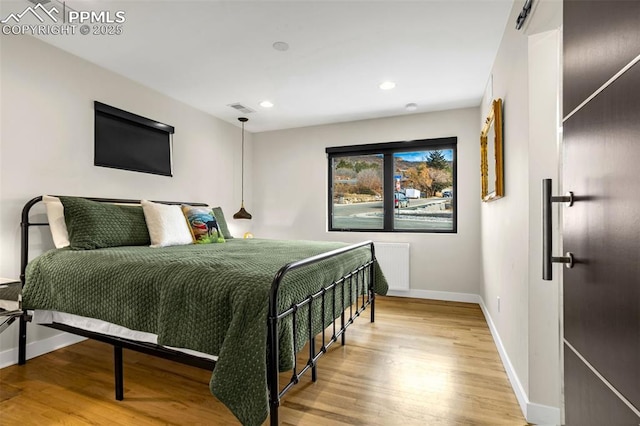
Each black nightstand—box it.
[0,278,22,334]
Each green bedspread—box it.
[23,239,388,425]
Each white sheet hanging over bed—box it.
[32,310,219,362]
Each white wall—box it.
[0,35,253,355]
[252,107,482,297]
[480,0,562,422]
[480,0,531,401]
[528,29,562,411]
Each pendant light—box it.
[233,117,252,220]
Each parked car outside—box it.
[394,192,409,208]
[442,190,453,198]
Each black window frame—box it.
[326,137,457,233]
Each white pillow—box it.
[43,195,70,248]
[141,200,193,248]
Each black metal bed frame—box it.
[18,196,376,425]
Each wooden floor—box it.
[0,297,527,425]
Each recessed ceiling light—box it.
[260,100,274,108]
[272,41,289,52]
[405,103,418,111]
[379,81,396,90]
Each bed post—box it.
[18,197,42,365]
[114,345,124,400]
[369,241,376,323]
[267,314,279,426]
[267,268,284,426]
[19,200,29,365]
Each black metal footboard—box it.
[266,240,376,425]
[18,196,377,426]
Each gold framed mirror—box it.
[481,98,504,202]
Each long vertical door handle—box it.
[542,179,575,281]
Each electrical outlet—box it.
[497,296,501,313]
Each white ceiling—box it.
[6,0,513,132]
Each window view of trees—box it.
[333,156,383,200]
[393,150,454,231]
[329,142,456,233]
[400,151,453,197]
[332,155,384,229]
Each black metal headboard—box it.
[19,196,208,286]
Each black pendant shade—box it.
[233,204,252,220]
[233,117,252,220]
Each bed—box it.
[17,196,387,426]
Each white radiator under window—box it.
[374,242,410,291]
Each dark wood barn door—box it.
[562,1,640,424]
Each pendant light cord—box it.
[234,117,251,219]
[241,120,245,204]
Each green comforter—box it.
[23,239,388,425]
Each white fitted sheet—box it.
[32,310,218,362]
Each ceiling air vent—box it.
[227,103,255,114]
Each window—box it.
[94,101,174,177]
[327,137,456,233]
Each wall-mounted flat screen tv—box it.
[94,101,175,176]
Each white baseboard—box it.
[527,401,562,425]
[386,288,481,304]
[478,297,561,425]
[0,331,86,369]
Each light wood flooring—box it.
[0,297,527,425]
